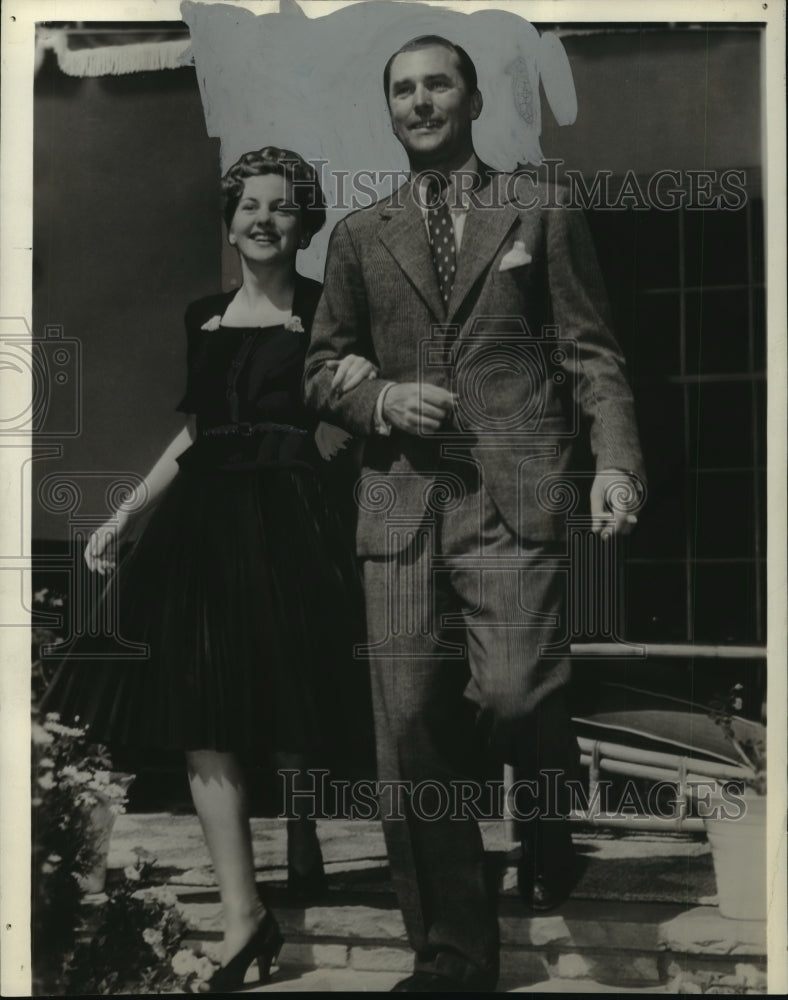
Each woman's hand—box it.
[325,354,378,396]
[314,421,353,461]
[85,511,129,576]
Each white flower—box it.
[75,789,100,809]
[193,956,217,983]
[138,885,177,907]
[284,315,304,333]
[87,776,129,807]
[143,927,162,946]
[44,716,86,738]
[62,766,92,785]
[201,315,222,331]
[31,722,54,746]
[124,865,142,882]
[171,949,200,977]
[38,772,55,790]
[143,927,166,959]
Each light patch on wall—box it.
[181,0,577,280]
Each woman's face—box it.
[228,173,306,267]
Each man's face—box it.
[387,46,481,165]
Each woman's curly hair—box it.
[221,146,326,237]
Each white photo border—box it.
[1,1,785,995]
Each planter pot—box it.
[78,772,135,894]
[703,791,766,920]
[79,799,117,894]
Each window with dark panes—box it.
[586,192,765,646]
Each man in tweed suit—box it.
[304,36,644,993]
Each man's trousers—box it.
[361,460,580,987]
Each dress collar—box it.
[205,272,320,331]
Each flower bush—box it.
[31,588,214,993]
[33,714,130,815]
[32,712,129,993]
[32,712,215,993]
[64,851,216,995]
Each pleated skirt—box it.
[41,464,368,756]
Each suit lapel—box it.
[447,173,519,323]
[379,183,446,321]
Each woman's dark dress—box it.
[42,277,366,756]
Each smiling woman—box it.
[40,144,375,992]
[219,148,325,326]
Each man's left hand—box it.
[590,469,644,537]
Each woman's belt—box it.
[201,422,308,438]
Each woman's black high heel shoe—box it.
[200,911,283,993]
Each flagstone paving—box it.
[102,814,766,993]
[110,814,716,901]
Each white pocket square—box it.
[499,240,533,271]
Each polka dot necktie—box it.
[426,176,457,314]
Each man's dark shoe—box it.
[520,867,577,912]
[517,839,580,913]
[391,972,465,992]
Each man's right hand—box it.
[382,383,456,434]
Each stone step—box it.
[104,814,767,992]
[168,883,766,991]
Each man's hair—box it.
[383,35,478,103]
